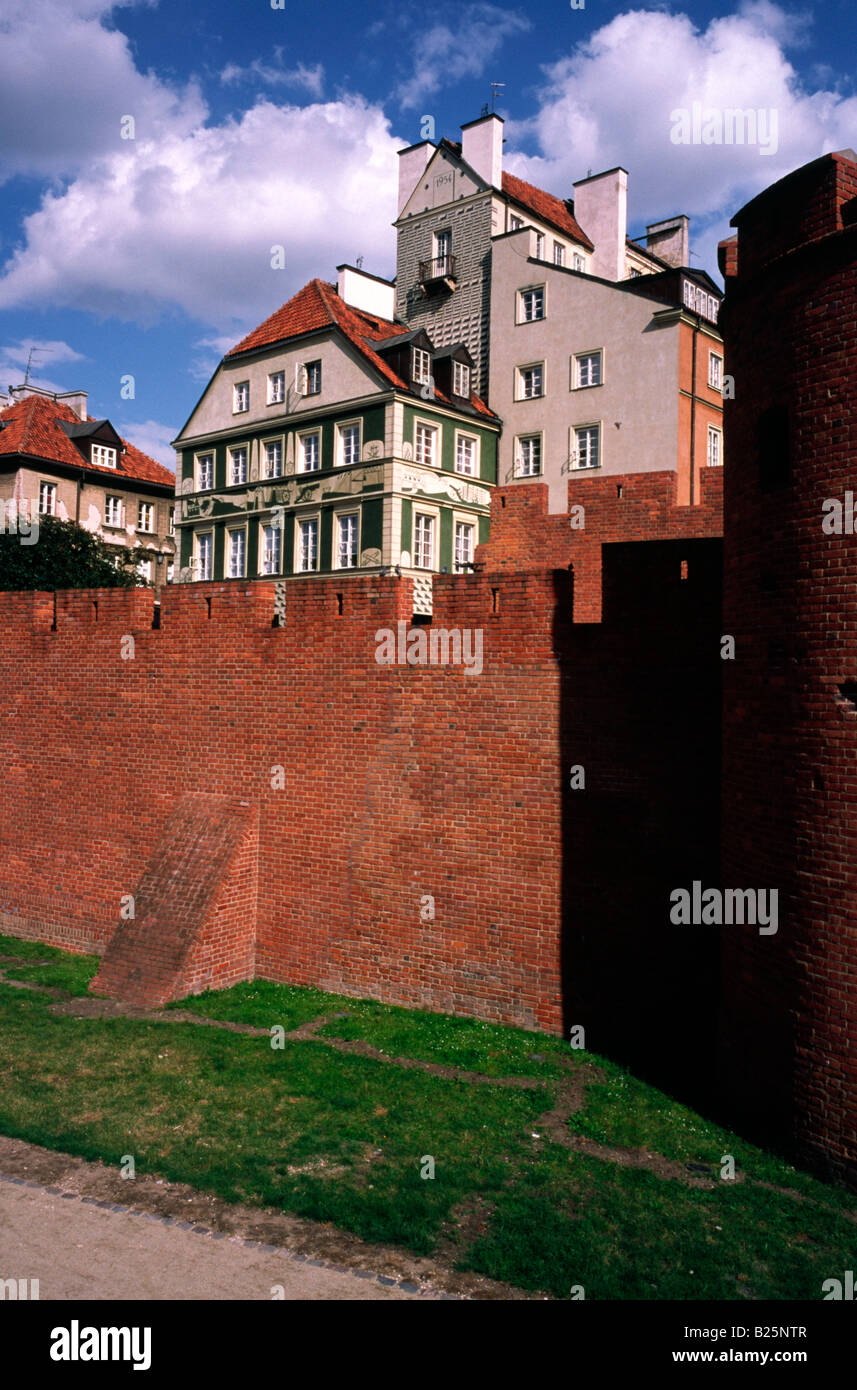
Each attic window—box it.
[412,347,432,385]
[453,361,470,396]
[92,444,117,469]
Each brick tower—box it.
[719,149,857,1186]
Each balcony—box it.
[419,255,457,294]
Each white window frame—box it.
[336,418,362,468]
[38,480,57,516]
[517,285,545,323]
[573,422,601,470]
[452,360,471,397]
[226,525,247,578]
[262,436,284,479]
[298,360,322,396]
[454,430,479,477]
[414,417,440,468]
[434,228,452,269]
[334,509,360,570]
[297,428,321,473]
[260,519,283,576]
[708,297,719,322]
[267,370,285,405]
[412,506,439,570]
[233,380,250,414]
[683,279,697,310]
[195,450,214,491]
[412,346,432,385]
[534,231,545,260]
[707,424,722,468]
[515,435,542,478]
[572,253,585,272]
[296,514,320,572]
[137,500,154,534]
[104,494,123,529]
[572,350,603,390]
[195,530,213,582]
[137,557,154,584]
[516,362,546,401]
[553,241,565,267]
[228,444,248,487]
[708,352,723,390]
[452,513,476,573]
[91,444,117,469]
[509,215,524,230]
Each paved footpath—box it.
[0,1176,432,1301]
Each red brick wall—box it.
[720,151,857,1187]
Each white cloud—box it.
[504,5,857,279]
[221,52,325,98]
[114,417,177,470]
[393,3,531,110]
[0,98,401,328]
[0,0,204,184]
[0,339,86,396]
[190,334,240,383]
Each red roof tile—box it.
[0,394,175,487]
[227,279,497,420]
[501,172,593,251]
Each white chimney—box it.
[461,114,503,189]
[336,265,396,321]
[56,389,88,420]
[645,216,690,268]
[397,140,434,214]
[572,167,628,281]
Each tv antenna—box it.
[23,346,45,385]
[489,82,506,113]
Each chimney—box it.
[336,265,396,321]
[646,215,690,268]
[572,167,628,282]
[461,114,503,189]
[56,389,88,420]
[397,140,434,215]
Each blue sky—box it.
[1,0,855,469]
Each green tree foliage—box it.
[0,515,139,590]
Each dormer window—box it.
[412,347,432,386]
[92,444,117,469]
[452,361,470,397]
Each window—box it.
[92,444,117,469]
[298,430,320,472]
[452,361,470,397]
[197,452,214,491]
[517,364,544,400]
[300,360,322,395]
[167,562,175,584]
[264,440,283,478]
[137,558,153,583]
[708,352,723,390]
[510,215,524,230]
[628,267,643,278]
[455,433,477,476]
[708,297,719,322]
[337,421,361,467]
[519,287,545,322]
[336,512,359,569]
[261,522,282,575]
[574,424,600,470]
[268,371,285,404]
[707,424,722,468]
[412,347,432,385]
[534,231,545,260]
[229,446,247,486]
[38,481,57,516]
[105,494,123,528]
[233,381,249,413]
[696,287,707,314]
[454,520,475,572]
[168,506,175,536]
[415,421,438,466]
[297,518,319,572]
[516,436,541,477]
[227,528,246,578]
[574,351,603,389]
[137,501,154,533]
[413,512,435,569]
[196,532,213,581]
[434,229,452,274]
[683,280,697,310]
[572,253,585,272]
[553,242,565,266]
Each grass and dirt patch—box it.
[0,933,853,1299]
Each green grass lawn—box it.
[0,933,853,1299]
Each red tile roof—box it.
[501,172,593,251]
[227,279,498,419]
[0,393,175,487]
